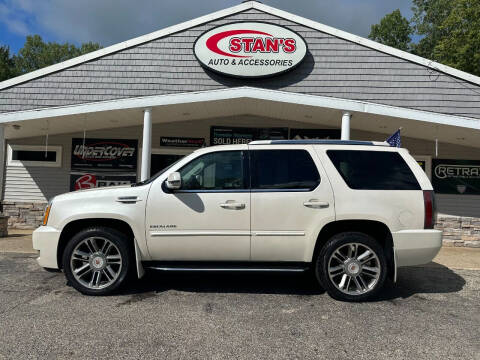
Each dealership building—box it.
[0,1,479,246]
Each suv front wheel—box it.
[62,227,132,295]
[316,232,387,302]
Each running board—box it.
[143,261,310,273]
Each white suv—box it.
[33,140,442,301]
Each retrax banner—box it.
[71,138,138,170]
[432,159,480,195]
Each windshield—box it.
[133,158,183,186]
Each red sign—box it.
[74,174,97,190]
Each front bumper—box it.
[32,226,61,269]
[393,229,443,267]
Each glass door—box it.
[150,149,193,176]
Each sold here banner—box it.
[194,22,307,78]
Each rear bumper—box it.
[32,226,61,269]
[392,229,443,267]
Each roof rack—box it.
[249,140,391,146]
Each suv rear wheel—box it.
[62,227,132,295]
[316,232,387,301]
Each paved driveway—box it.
[0,253,479,360]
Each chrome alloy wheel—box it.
[70,236,122,290]
[327,242,381,296]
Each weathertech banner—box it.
[194,22,307,78]
[160,137,205,148]
[70,172,137,191]
[432,159,480,194]
[71,138,138,170]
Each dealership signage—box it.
[194,22,307,78]
[290,129,340,140]
[70,172,137,191]
[71,138,138,170]
[160,137,205,148]
[432,159,480,194]
[211,126,288,145]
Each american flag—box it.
[386,129,401,147]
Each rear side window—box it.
[327,150,420,190]
[251,150,320,190]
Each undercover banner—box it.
[71,138,138,170]
[432,159,480,194]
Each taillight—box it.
[423,190,436,229]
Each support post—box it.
[341,112,351,140]
[0,125,5,207]
[141,108,152,181]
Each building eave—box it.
[0,87,478,131]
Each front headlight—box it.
[42,200,53,226]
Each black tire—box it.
[315,232,387,302]
[62,226,132,296]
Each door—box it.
[150,148,193,176]
[146,148,251,261]
[249,146,335,262]
[151,153,184,175]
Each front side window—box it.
[251,150,320,191]
[327,150,420,190]
[178,151,246,191]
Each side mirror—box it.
[166,172,181,190]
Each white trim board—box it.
[7,144,62,168]
[0,87,478,130]
[1,1,480,91]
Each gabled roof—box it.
[1,1,480,90]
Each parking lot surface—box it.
[0,253,479,360]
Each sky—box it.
[0,0,414,54]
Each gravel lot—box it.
[0,253,479,360]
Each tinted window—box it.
[179,151,246,190]
[251,150,320,190]
[12,150,57,162]
[327,150,420,190]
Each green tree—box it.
[433,0,480,76]
[369,9,413,51]
[0,46,16,81]
[410,0,454,58]
[12,35,102,76]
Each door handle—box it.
[220,201,246,210]
[116,196,141,203]
[303,200,329,209]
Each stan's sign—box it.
[194,22,307,78]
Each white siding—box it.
[436,194,480,218]
[3,166,69,203]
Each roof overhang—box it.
[1,87,479,148]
